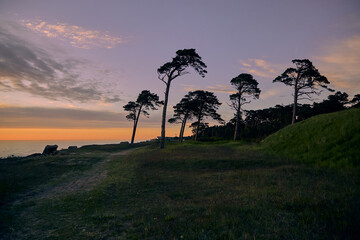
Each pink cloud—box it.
[207,85,236,94]
[314,35,360,94]
[21,19,124,49]
[237,58,281,79]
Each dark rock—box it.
[68,146,77,150]
[42,145,58,155]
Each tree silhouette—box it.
[158,49,207,148]
[311,91,348,115]
[273,59,333,124]
[168,94,197,142]
[230,73,260,140]
[190,122,209,138]
[350,94,360,108]
[123,90,163,144]
[187,90,223,141]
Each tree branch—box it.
[158,74,167,85]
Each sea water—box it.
[0,140,134,158]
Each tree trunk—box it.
[179,117,187,142]
[195,114,201,141]
[131,106,142,144]
[179,119,185,142]
[234,112,239,141]
[177,119,184,142]
[234,96,241,140]
[292,85,298,125]
[130,120,136,144]
[160,82,171,149]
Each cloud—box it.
[181,84,197,92]
[314,35,360,95]
[0,105,125,128]
[207,85,236,94]
[238,58,281,79]
[0,21,121,103]
[21,19,124,49]
[0,105,163,128]
[260,88,287,100]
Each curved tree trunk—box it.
[179,119,185,142]
[160,82,171,149]
[130,120,137,144]
[131,106,142,144]
[179,117,187,142]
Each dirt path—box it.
[13,147,140,205]
[2,147,141,239]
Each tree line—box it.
[123,49,359,148]
[197,90,359,141]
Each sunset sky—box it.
[0,0,359,140]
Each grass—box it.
[262,108,360,168]
[1,110,359,239]
[1,141,359,239]
[0,142,143,238]
[0,143,143,204]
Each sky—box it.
[0,0,359,140]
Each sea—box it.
[0,140,137,158]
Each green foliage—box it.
[262,108,360,168]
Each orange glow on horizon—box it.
[0,127,186,140]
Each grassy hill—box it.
[262,108,360,168]
[1,110,360,239]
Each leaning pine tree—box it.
[273,59,333,124]
[229,73,261,141]
[157,49,207,149]
[123,90,163,144]
[168,94,197,142]
[188,90,224,141]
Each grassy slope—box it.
[262,108,360,168]
[1,141,359,239]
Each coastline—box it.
[0,140,142,158]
